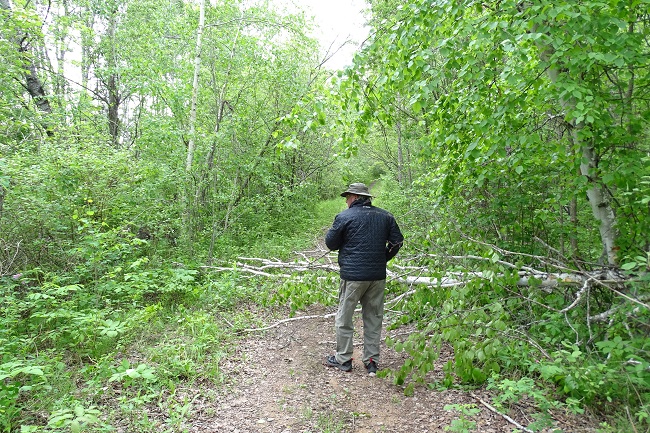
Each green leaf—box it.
[70,420,81,433]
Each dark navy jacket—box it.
[325,198,403,281]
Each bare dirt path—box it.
[183,305,599,433]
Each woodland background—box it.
[0,0,649,432]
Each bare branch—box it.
[470,393,534,433]
[242,312,336,333]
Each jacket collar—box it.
[350,197,372,208]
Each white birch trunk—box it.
[536,35,619,266]
[185,0,206,172]
[580,145,619,265]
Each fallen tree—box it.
[201,251,640,301]
[202,245,650,359]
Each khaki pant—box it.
[335,279,386,364]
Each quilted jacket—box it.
[325,198,404,281]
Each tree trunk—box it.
[206,19,242,172]
[53,0,70,101]
[182,0,206,252]
[108,73,120,146]
[80,9,94,90]
[185,0,205,172]
[106,10,120,147]
[569,195,580,263]
[580,144,618,265]
[396,120,403,184]
[1,0,53,135]
[537,38,619,266]
[0,185,5,219]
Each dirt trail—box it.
[182,305,599,433]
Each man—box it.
[324,182,404,376]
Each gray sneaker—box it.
[324,355,352,372]
[365,359,378,376]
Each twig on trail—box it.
[243,307,365,333]
[470,393,534,433]
[242,313,336,332]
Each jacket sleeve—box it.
[385,217,404,262]
[325,215,344,251]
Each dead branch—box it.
[202,256,639,317]
[470,393,534,433]
[201,265,289,278]
[410,254,542,274]
[236,256,339,272]
[590,278,650,311]
[204,256,626,294]
[242,313,336,332]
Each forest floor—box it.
[167,305,602,433]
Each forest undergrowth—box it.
[2,0,650,430]
[1,182,648,433]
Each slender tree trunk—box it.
[537,38,619,266]
[569,196,579,262]
[0,185,5,220]
[53,0,70,101]
[108,73,120,146]
[396,120,403,183]
[198,13,241,209]
[106,11,120,147]
[1,0,53,135]
[185,0,205,172]
[80,10,94,90]
[182,0,206,253]
[580,144,618,265]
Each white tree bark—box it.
[580,144,619,265]
[535,33,619,266]
[185,0,206,172]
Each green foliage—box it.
[1,0,648,430]
[331,3,650,428]
[443,404,480,433]
[267,273,339,315]
[109,361,157,388]
[45,405,106,433]
[621,252,650,272]
[487,375,566,431]
[0,268,261,429]
[383,257,649,430]
[336,0,650,262]
[0,361,50,431]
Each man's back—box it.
[326,199,403,281]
